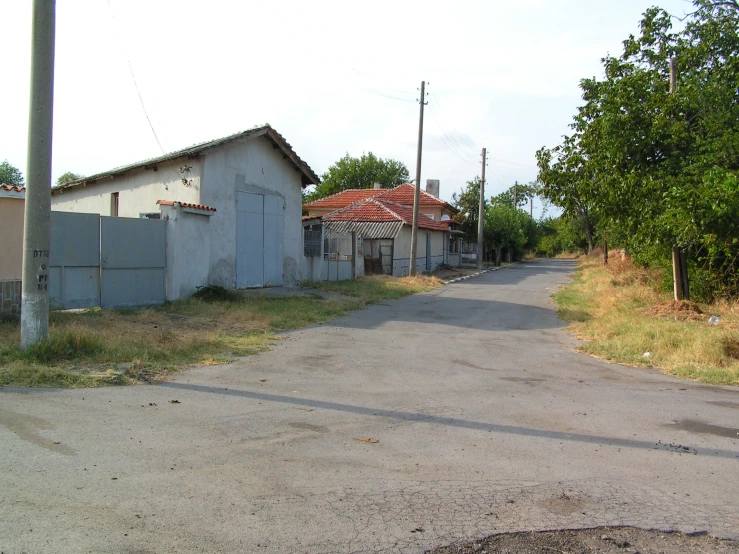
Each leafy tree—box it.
[305,152,409,201]
[56,172,83,187]
[451,177,485,242]
[536,0,739,299]
[0,160,24,187]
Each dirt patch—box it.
[640,300,704,322]
[429,527,739,553]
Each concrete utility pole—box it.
[530,196,533,218]
[409,80,427,276]
[668,57,689,300]
[21,0,56,348]
[476,148,486,269]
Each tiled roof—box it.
[0,184,25,192]
[157,199,217,212]
[303,183,458,213]
[323,199,402,222]
[323,199,447,231]
[52,124,320,192]
[302,188,383,209]
[376,183,448,207]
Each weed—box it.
[0,276,437,388]
[554,256,739,385]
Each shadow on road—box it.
[159,382,739,460]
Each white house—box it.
[52,125,319,293]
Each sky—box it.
[2,0,694,217]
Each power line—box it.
[426,103,479,165]
[106,0,167,155]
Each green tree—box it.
[56,172,83,187]
[451,177,485,242]
[0,160,24,187]
[306,152,409,201]
[536,1,739,299]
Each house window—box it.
[303,225,322,257]
[111,192,119,217]
[424,213,435,220]
[140,213,161,220]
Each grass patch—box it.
[306,274,442,303]
[0,276,439,388]
[553,254,739,386]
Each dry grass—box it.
[307,274,443,302]
[554,254,739,385]
[1,276,438,388]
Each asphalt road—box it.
[1,259,738,553]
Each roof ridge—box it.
[370,198,406,222]
[52,124,319,192]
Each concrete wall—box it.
[51,159,202,217]
[201,137,304,287]
[392,226,445,276]
[0,197,24,280]
[160,204,212,301]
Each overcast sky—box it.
[2,0,692,216]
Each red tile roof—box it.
[303,183,458,214]
[0,184,25,192]
[323,199,448,231]
[302,188,383,209]
[376,183,451,209]
[157,199,217,212]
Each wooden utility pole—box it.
[409,80,427,276]
[21,0,55,348]
[672,246,684,300]
[476,148,487,269]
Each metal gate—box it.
[236,191,284,288]
[100,216,166,309]
[49,212,100,309]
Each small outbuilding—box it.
[51,125,319,292]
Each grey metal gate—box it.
[49,211,101,309]
[236,191,284,288]
[100,216,166,309]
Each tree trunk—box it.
[584,219,594,254]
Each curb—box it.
[442,264,510,285]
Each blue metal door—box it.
[263,194,284,286]
[236,192,264,288]
[236,192,283,288]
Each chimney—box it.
[425,179,440,198]
[373,182,382,190]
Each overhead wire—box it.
[106,0,167,156]
[105,0,195,188]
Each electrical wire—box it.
[106,0,167,156]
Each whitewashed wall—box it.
[51,159,202,218]
[200,137,304,287]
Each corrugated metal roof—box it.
[52,124,320,193]
[324,220,404,239]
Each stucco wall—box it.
[392,226,445,276]
[51,158,202,217]
[200,136,304,287]
[160,204,212,301]
[0,197,25,280]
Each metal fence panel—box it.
[101,216,166,269]
[101,216,166,309]
[50,211,101,309]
